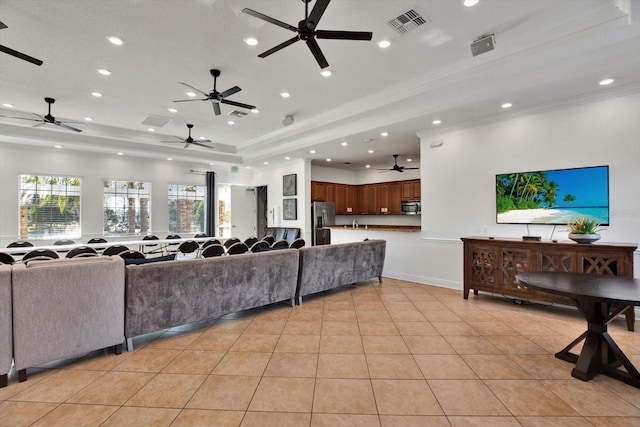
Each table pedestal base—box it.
[555,301,640,388]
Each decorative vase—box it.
[568,233,601,244]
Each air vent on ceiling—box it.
[387,8,429,34]
[141,114,172,128]
[228,110,248,118]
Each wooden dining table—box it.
[516,271,640,388]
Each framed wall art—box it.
[283,173,297,196]
[283,198,297,220]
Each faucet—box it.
[353,220,358,229]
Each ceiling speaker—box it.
[471,34,495,56]
[282,114,294,126]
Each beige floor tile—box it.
[485,335,548,354]
[354,301,387,311]
[101,407,180,427]
[541,379,640,417]
[67,350,133,371]
[252,307,292,321]
[248,377,315,412]
[395,321,439,336]
[380,415,451,426]
[463,321,518,336]
[388,310,428,322]
[508,354,575,380]
[322,321,361,336]
[230,334,279,352]
[420,310,464,322]
[30,403,117,427]
[0,401,58,427]
[317,353,369,378]
[186,375,260,411]
[358,321,399,336]
[403,335,456,355]
[288,308,324,322]
[461,355,533,379]
[125,373,206,408]
[212,352,271,376]
[275,335,321,353]
[413,355,477,380]
[187,333,239,351]
[367,354,424,379]
[383,301,417,311]
[283,320,323,335]
[591,374,640,408]
[8,369,105,403]
[444,335,504,355]
[146,330,203,349]
[324,300,356,311]
[243,319,286,335]
[242,411,311,426]
[323,310,357,321]
[161,350,225,375]
[448,416,523,426]
[431,321,478,335]
[67,371,154,405]
[362,336,410,354]
[113,348,182,372]
[517,416,594,427]
[313,378,377,414]
[485,379,578,416]
[319,335,364,353]
[263,352,318,378]
[371,379,443,415]
[428,380,510,416]
[585,416,640,426]
[171,409,244,427]
[356,310,393,322]
[206,318,253,334]
[507,321,559,335]
[312,413,381,426]
[0,369,55,401]
[413,301,448,311]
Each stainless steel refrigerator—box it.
[311,201,335,245]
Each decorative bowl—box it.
[568,233,601,244]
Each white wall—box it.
[0,144,252,245]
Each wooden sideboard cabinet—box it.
[461,236,638,330]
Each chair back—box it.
[165,234,181,253]
[87,238,108,251]
[142,235,163,255]
[223,237,241,249]
[22,249,59,262]
[261,235,275,246]
[102,245,130,256]
[201,244,225,258]
[202,239,221,249]
[289,238,306,249]
[7,240,34,256]
[226,242,249,255]
[66,246,98,258]
[177,240,199,255]
[250,241,270,253]
[0,252,15,265]
[244,237,259,247]
[53,239,76,246]
[119,250,145,259]
[194,233,208,238]
[271,240,289,249]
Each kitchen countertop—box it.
[328,225,421,232]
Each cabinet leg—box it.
[624,306,635,332]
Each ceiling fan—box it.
[0,21,43,66]
[243,0,373,69]
[0,97,84,132]
[378,154,419,173]
[173,69,256,116]
[161,124,213,149]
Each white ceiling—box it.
[1,0,639,172]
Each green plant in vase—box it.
[566,216,602,243]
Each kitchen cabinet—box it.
[388,182,402,215]
[377,183,389,214]
[345,185,356,214]
[334,184,346,214]
[357,184,377,215]
[325,183,335,205]
[311,180,416,214]
[311,181,326,201]
[402,179,421,200]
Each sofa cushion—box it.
[124,254,176,265]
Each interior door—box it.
[231,185,257,240]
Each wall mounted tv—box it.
[496,165,609,225]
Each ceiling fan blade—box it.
[191,141,214,149]
[212,101,221,116]
[184,141,191,149]
[56,122,82,132]
[403,167,419,170]
[259,36,300,58]
[0,21,7,29]
[32,122,45,128]
[316,30,373,40]
[220,99,256,110]
[0,114,42,122]
[307,0,331,27]
[173,98,209,102]
[0,44,43,66]
[242,8,298,32]
[306,38,329,69]
[219,86,241,99]
[178,82,210,98]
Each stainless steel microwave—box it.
[401,200,421,215]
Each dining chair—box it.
[119,250,146,260]
[66,246,98,258]
[177,240,199,257]
[7,240,34,257]
[250,241,270,253]
[271,240,289,249]
[86,237,108,252]
[226,242,249,255]
[22,249,59,262]
[0,252,15,265]
[244,237,259,248]
[289,238,306,249]
[141,235,163,256]
[102,245,130,256]
[202,239,221,249]
[223,237,241,249]
[261,235,275,246]
[201,244,225,258]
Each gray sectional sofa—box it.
[124,248,300,350]
[296,239,386,304]
[11,256,125,382]
[0,265,11,388]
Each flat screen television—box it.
[496,165,609,225]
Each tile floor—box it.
[2,278,640,426]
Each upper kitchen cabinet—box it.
[402,180,421,200]
[311,181,326,202]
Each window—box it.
[168,184,205,234]
[103,180,151,236]
[19,174,82,240]
[218,184,231,238]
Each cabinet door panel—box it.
[389,182,402,214]
[377,183,389,214]
[334,184,346,214]
[345,185,356,214]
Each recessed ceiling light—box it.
[341,142,348,146]
[54,144,62,149]
[280,92,290,98]
[285,156,291,160]
[380,131,389,137]
[185,91,197,97]
[432,119,441,125]
[310,150,316,154]
[251,108,259,113]
[463,0,479,7]
[326,158,332,162]
[227,120,235,125]
[368,149,374,153]
[2,103,14,108]
[245,166,251,169]
[407,158,413,162]
[107,36,124,45]
[91,92,103,97]
[377,40,391,48]
[599,78,615,86]
[263,161,269,165]
[199,136,206,140]
[117,152,124,156]
[97,68,111,76]
[244,37,258,46]
[209,162,215,166]
[501,103,513,109]
[84,117,93,121]
[168,108,178,113]
[320,70,332,77]
[148,128,155,132]
[365,165,371,168]
[167,157,173,161]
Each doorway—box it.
[256,186,268,239]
